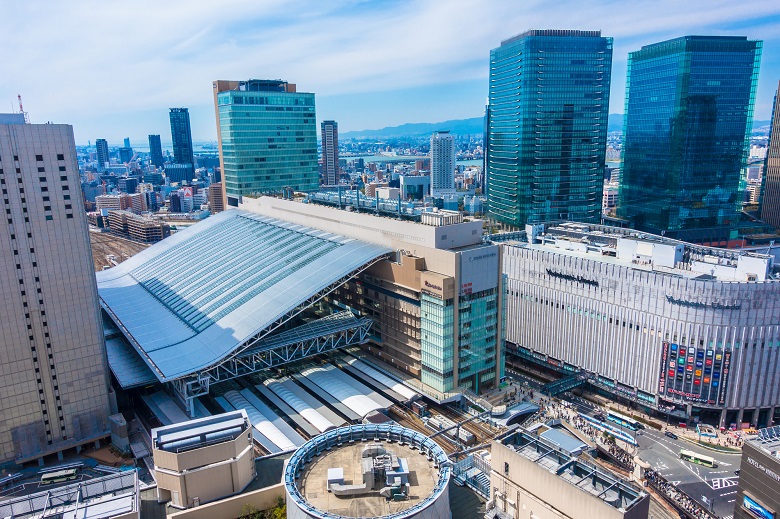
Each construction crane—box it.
[17,95,29,123]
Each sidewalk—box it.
[587,393,745,453]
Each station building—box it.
[499,222,780,427]
[98,197,504,420]
[240,196,505,395]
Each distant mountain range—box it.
[341,114,771,138]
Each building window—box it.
[504,462,510,475]
[56,154,64,160]
[35,155,43,161]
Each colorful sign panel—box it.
[743,495,775,519]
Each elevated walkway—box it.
[541,374,585,397]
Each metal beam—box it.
[172,315,374,415]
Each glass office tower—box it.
[169,108,194,166]
[618,36,762,243]
[487,30,612,227]
[213,79,318,207]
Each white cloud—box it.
[1,0,778,140]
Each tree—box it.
[264,496,286,519]
[238,503,261,519]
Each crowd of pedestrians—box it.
[644,469,717,519]
[571,413,602,442]
[607,442,635,470]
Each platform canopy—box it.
[97,210,391,383]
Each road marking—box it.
[670,480,681,486]
[709,477,738,490]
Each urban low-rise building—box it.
[152,410,256,509]
[487,429,649,519]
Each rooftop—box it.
[750,425,780,458]
[152,410,249,453]
[501,29,602,45]
[298,441,436,517]
[97,209,391,382]
[286,425,451,519]
[0,471,139,519]
[501,430,645,511]
[501,221,776,282]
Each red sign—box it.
[659,341,669,393]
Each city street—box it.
[636,427,742,518]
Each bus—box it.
[606,410,643,431]
[40,468,78,485]
[680,450,716,468]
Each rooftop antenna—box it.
[17,95,29,123]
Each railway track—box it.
[387,406,457,455]
[434,404,498,444]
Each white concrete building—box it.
[430,131,455,197]
[499,222,780,427]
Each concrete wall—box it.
[503,243,780,410]
[168,483,285,519]
[240,196,483,255]
[490,442,649,519]
[154,428,255,508]
[155,427,250,472]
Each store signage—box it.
[667,388,709,403]
[424,280,442,291]
[665,295,741,310]
[718,351,731,406]
[743,494,776,519]
[746,458,780,484]
[546,269,599,287]
[659,342,669,393]
[468,251,497,262]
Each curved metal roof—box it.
[96,210,391,382]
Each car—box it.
[734,470,740,476]
[665,431,678,440]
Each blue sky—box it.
[1,0,779,144]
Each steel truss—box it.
[170,254,389,415]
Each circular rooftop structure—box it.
[284,424,451,519]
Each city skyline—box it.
[2,0,779,143]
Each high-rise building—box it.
[213,79,318,207]
[0,116,111,463]
[760,81,780,229]
[123,137,131,148]
[486,30,612,227]
[208,182,224,213]
[483,99,490,197]
[320,120,339,186]
[164,163,194,184]
[429,131,456,197]
[618,36,762,243]
[95,138,109,172]
[169,108,194,166]
[148,134,164,168]
[118,147,133,164]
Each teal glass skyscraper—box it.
[169,108,194,166]
[487,30,612,227]
[618,36,762,243]
[213,79,318,207]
